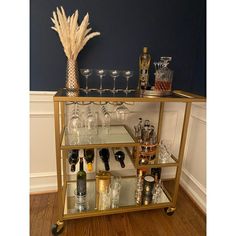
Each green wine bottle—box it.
[76,157,86,196]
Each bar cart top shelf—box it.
[54,88,206,102]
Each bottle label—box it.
[77,178,86,196]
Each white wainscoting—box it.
[30,92,206,213]
[181,103,206,212]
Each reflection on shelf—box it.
[62,125,137,148]
[132,153,178,168]
[64,177,170,215]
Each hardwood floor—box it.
[30,185,206,236]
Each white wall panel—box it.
[181,103,206,212]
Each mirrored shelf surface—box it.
[64,176,170,216]
[129,149,178,168]
[61,125,138,149]
[136,154,178,168]
[54,88,206,102]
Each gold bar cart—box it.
[52,89,205,235]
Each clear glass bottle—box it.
[134,118,143,142]
[152,173,162,204]
[138,47,151,93]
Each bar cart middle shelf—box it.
[52,89,205,235]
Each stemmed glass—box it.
[68,103,83,145]
[122,70,134,93]
[101,105,111,132]
[115,103,129,121]
[109,70,120,94]
[96,69,107,94]
[80,69,93,93]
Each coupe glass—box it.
[122,70,134,93]
[109,70,120,94]
[80,69,93,93]
[96,69,107,93]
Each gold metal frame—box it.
[53,90,205,223]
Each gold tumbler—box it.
[95,171,111,210]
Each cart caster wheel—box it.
[51,220,64,235]
[164,207,176,216]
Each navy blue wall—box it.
[30,0,206,96]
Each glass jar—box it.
[154,57,173,96]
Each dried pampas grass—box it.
[51,6,100,60]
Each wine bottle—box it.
[84,149,94,172]
[68,149,79,172]
[99,148,110,171]
[113,148,125,168]
[76,157,86,196]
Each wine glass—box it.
[68,103,83,135]
[80,69,93,93]
[86,106,98,135]
[96,69,107,93]
[115,104,129,121]
[122,70,134,93]
[101,105,111,134]
[109,70,120,94]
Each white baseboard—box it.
[30,172,57,193]
[180,168,206,213]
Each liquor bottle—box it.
[84,148,94,172]
[76,157,86,196]
[99,148,110,171]
[113,148,125,168]
[138,47,151,92]
[151,168,162,180]
[134,117,143,142]
[68,149,79,172]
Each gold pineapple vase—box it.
[66,59,79,91]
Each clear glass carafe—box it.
[154,57,173,96]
